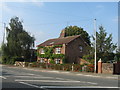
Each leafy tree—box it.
[92,25,117,62]
[115,47,120,62]
[0,47,2,63]
[2,17,35,64]
[83,47,94,64]
[64,26,91,45]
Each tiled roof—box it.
[37,35,80,47]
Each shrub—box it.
[49,60,55,64]
[86,64,94,72]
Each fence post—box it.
[98,58,102,73]
[72,65,74,71]
[72,63,74,71]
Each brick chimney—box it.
[59,29,65,38]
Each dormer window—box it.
[79,46,83,52]
[41,48,45,54]
[55,48,61,54]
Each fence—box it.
[113,62,120,74]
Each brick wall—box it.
[65,37,88,64]
[102,63,113,74]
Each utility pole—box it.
[94,19,97,73]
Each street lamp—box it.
[94,19,97,73]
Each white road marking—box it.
[15,79,81,83]
[14,76,54,79]
[19,82,40,88]
[106,77,118,79]
[18,82,119,88]
[26,73,35,75]
[0,76,6,79]
[76,74,83,75]
[90,76,100,77]
[76,74,117,79]
[60,72,70,74]
[40,86,119,88]
[84,75,93,77]
[47,71,59,73]
[85,82,98,85]
[55,78,65,80]
[16,79,98,85]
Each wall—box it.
[102,63,113,74]
[113,62,120,74]
[65,36,89,64]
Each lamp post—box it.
[94,19,97,73]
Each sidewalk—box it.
[3,64,119,80]
[21,66,119,80]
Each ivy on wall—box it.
[37,45,65,62]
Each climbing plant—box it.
[37,45,65,63]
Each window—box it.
[55,59,61,64]
[41,49,45,54]
[79,46,83,52]
[40,58,44,63]
[55,48,61,54]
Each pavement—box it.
[13,65,119,80]
[1,64,120,89]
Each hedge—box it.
[26,62,94,72]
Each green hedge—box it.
[26,62,94,72]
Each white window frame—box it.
[55,48,61,54]
[40,58,44,63]
[79,46,83,52]
[41,48,45,54]
[55,59,61,64]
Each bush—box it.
[86,64,94,72]
[73,64,82,72]
[25,62,94,72]
[49,60,55,64]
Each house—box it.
[37,30,89,64]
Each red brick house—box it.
[37,30,89,64]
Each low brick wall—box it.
[102,63,113,74]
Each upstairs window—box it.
[79,46,83,52]
[55,48,61,54]
[41,49,45,54]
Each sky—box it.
[0,1,118,48]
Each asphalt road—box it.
[1,65,119,89]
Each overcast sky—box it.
[0,1,118,48]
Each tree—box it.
[2,17,35,64]
[92,25,117,62]
[64,26,91,45]
[115,47,120,62]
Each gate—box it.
[113,62,120,74]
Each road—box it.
[0,65,119,89]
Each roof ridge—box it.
[37,35,81,47]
